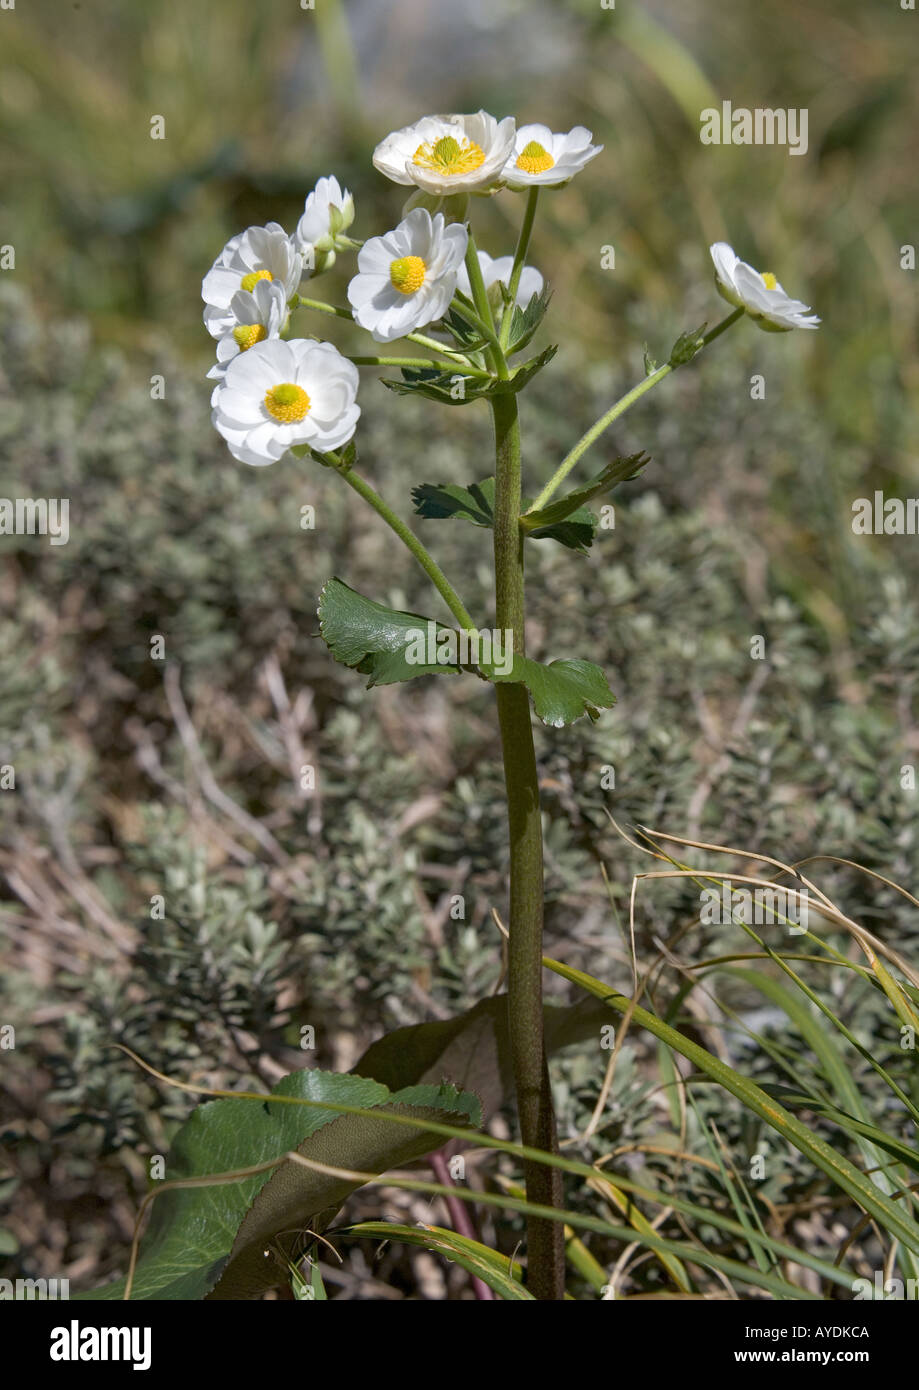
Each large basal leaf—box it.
[318,579,615,724]
[355,993,611,1120]
[412,475,600,553]
[77,1070,479,1301]
[210,1082,480,1300]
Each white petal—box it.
[202,266,242,308]
[517,266,544,303]
[710,242,740,288]
[515,123,555,151]
[216,388,266,426]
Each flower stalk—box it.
[329,459,477,632]
[460,217,566,1298]
[499,187,540,350]
[528,306,745,513]
[491,388,566,1301]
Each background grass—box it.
[1,0,918,1297]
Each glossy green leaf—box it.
[317,577,470,684]
[493,344,558,393]
[355,993,611,1119]
[411,478,497,528]
[441,303,491,353]
[318,579,616,724]
[381,366,491,407]
[77,1070,480,1301]
[412,475,601,553]
[494,655,615,726]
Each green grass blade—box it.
[545,954,919,1258]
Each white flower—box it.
[372,111,516,196]
[206,278,289,381]
[347,208,468,343]
[456,250,544,310]
[710,242,820,332]
[211,338,360,466]
[202,223,302,339]
[504,124,602,189]
[293,176,355,275]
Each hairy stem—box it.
[491,389,565,1300]
[466,210,564,1297]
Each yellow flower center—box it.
[412,133,486,177]
[232,323,267,351]
[241,269,274,293]
[761,272,778,291]
[264,381,310,424]
[515,140,555,174]
[389,255,427,295]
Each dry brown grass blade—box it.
[604,815,919,991]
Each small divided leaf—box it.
[495,343,558,394]
[380,366,489,407]
[504,286,552,354]
[669,322,708,367]
[411,477,496,528]
[491,655,616,727]
[522,451,651,533]
[413,475,593,553]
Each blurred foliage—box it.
[1,0,918,1297]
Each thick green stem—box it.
[491,390,565,1301]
